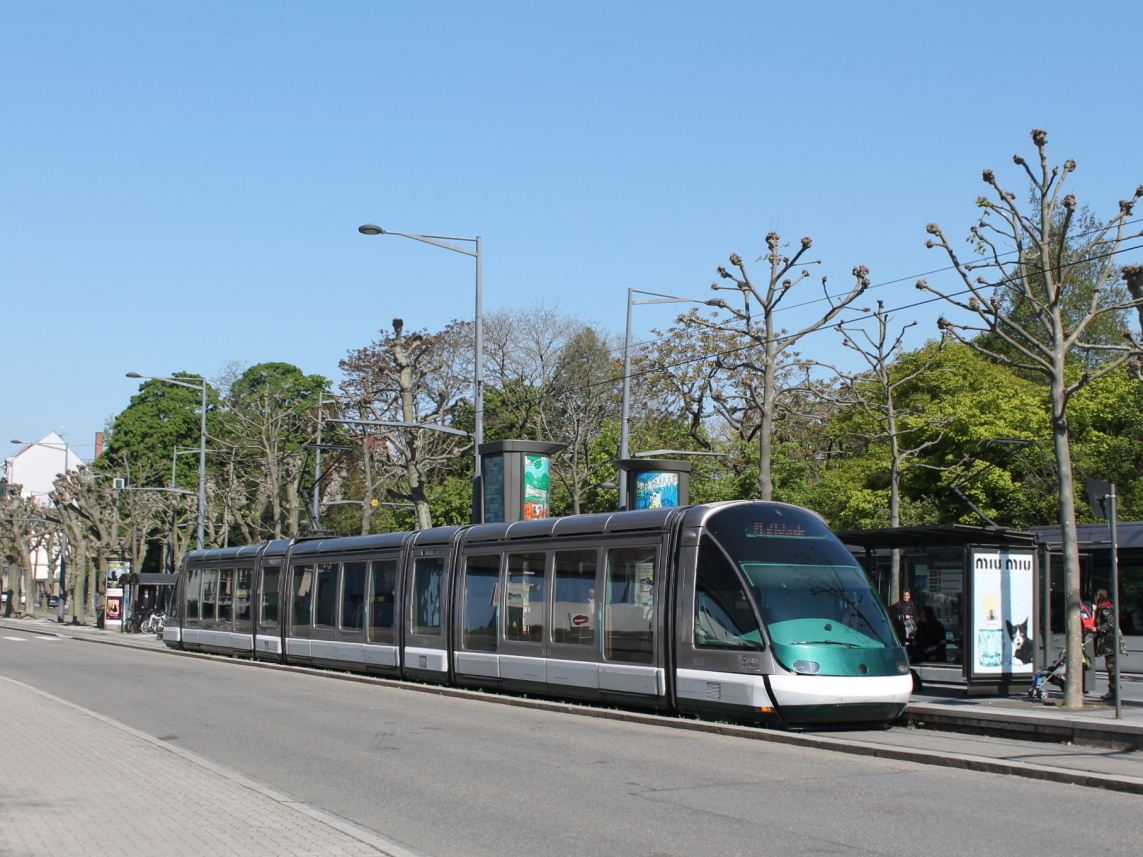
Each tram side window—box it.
[505,552,546,643]
[201,569,219,623]
[261,567,280,625]
[235,567,252,624]
[291,566,314,633]
[341,562,367,632]
[694,539,763,650]
[217,569,234,625]
[185,568,202,622]
[314,562,338,630]
[462,554,501,651]
[412,556,444,636]
[552,549,597,646]
[370,558,397,644]
[604,546,656,664]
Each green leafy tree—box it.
[216,362,329,541]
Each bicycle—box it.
[139,610,166,635]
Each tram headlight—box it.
[793,660,820,674]
[896,660,911,674]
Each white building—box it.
[3,432,82,599]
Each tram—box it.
[162,500,912,728]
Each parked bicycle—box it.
[138,610,166,635]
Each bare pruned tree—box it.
[699,233,871,499]
[340,318,472,530]
[916,128,1143,708]
[824,302,952,599]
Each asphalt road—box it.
[2,634,1140,857]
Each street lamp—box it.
[358,224,485,522]
[619,289,721,509]
[126,373,208,550]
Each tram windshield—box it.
[705,504,896,648]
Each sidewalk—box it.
[0,669,420,857]
[3,615,1142,799]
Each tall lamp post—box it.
[126,373,208,550]
[619,289,720,509]
[358,224,484,522]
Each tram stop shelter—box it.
[118,573,177,631]
[836,524,1043,695]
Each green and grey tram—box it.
[163,500,912,728]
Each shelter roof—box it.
[836,524,1039,551]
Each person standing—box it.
[892,590,919,642]
[1092,589,1122,701]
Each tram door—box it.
[403,551,449,683]
[600,544,661,697]
[499,551,548,690]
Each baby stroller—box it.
[1026,648,1090,700]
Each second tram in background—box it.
[162,500,912,728]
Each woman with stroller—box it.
[1093,589,1121,702]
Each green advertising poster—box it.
[523,455,551,520]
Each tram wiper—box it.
[790,640,860,647]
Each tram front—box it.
[679,501,912,727]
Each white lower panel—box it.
[310,640,338,661]
[501,654,545,683]
[285,637,310,658]
[547,659,599,689]
[336,642,366,663]
[767,673,913,707]
[598,663,663,696]
[255,634,281,655]
[364,644,398,668]
[405,645,447,673]
[163,625,181,643]
[456,651,500,678]
[676,668,775,708]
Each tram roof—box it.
[836,523,1039,551]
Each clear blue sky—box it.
[3,1,1141,462]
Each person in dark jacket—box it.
[909,606,947,663]
[891,590,919,641]
[1093,589,1121,701]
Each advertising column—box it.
[967,548,1036,691]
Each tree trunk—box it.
[1052,378,1085,709]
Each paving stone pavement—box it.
[0,676,423,857]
